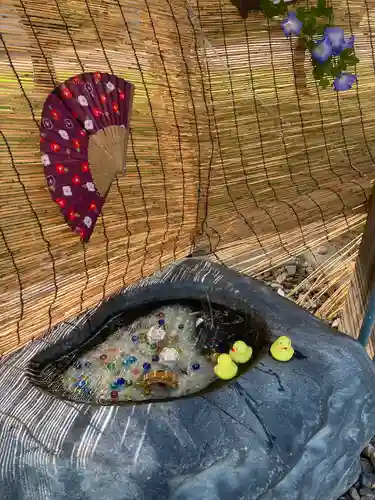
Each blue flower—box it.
[324,27,345,55]
[333,72,357,91]
[342,36,355,51]
[312,37,333,63]
[280,12,303,37]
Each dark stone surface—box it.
[1,258,375,500]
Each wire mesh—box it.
[0,0,374,356]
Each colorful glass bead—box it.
[111,390,118,399]
[152,355,159,362]
[150,344,158,350]
[133,368,140,376]
[117,378,125,386]
[158,312,164,318]
[178,324,184,330]
[128,356,137,364]
[143,362,151,372]
[192,363,200,371]
[107,362,116,370]
[131,335,139,343]
[125,380,132,387]
[100,354,107,361]
[111,382,118,389]
[78,380,86,388]
[158,319,165,326]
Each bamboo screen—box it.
[0,0,374,356]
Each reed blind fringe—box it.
[0,0,374,356]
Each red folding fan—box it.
[40,72,134,242]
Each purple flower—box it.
[324,27,345,55]
[312,37,333,63]
[342,36,355,50]
[280,12,303,37]
[333,72,357,91]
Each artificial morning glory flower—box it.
[333,72,357,91]
[312,37,333,63]
[280,12,303,37]
[324,27,345,55]
[342,36,355,50]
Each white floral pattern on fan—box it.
[42,154,50,166]
[84,119,94,130]
[83,216,92,228]
[77,95,88,106]
[106,81,115,92]
[59,130,69,140]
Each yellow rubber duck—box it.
[214,354,238,380]
[229,341,253,364]
[270,336,294,362]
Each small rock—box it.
[362,473,375,489]
[277,288,285,297]
[282,281,295,290]
[331,318,340,329]
[359,487,375,498]
[306,266,314,274]
[362,494,375,500]
[306,299,317,310]
[349,487,360,500]
[316,245,328,255]
[276,272,287,284]
[361,458,374,475]
[363,444,375,459]
[285,264,297,276]
[270,283,282,289]
[263,271,272,279]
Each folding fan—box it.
[40,72,134,242]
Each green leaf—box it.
[320,77,331,89]
[339,48,360,67]
[261,0,288,18]
[316,0,327,16]
[306,39,315,51]
[314,24,326,35]
[325,7,333,20]
[345,55,359,66]
[331,66,342,77]
[260,0,275,18]
[312,59,332,79]
[340,48,354,59]
[296,7,307,20]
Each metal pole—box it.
[358,287,375,349]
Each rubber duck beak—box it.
[231,348,236,352]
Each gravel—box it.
[257,255,374,500]
[257,256,338,326]
[349,488,361,500]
